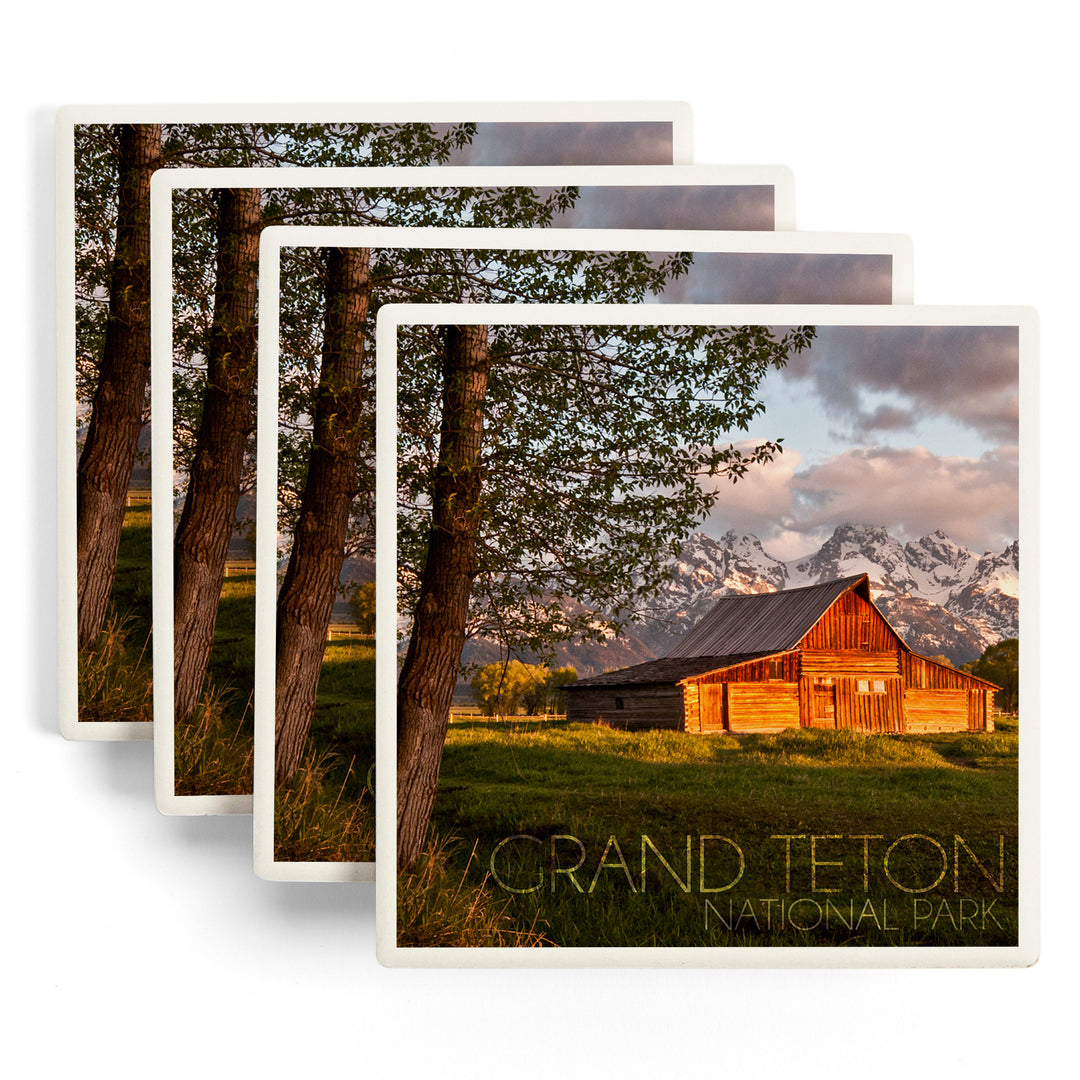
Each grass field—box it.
[168,557,378,823]
[174,570,257,795]
[273,638,376,861]
[78,504,153,723]
[403,717,1020,949]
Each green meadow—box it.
[401,717,1020,949]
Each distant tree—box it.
[519,666,554,715]
[547,666,579,715]
[927,654,954,667]
[971,638,1019,712]
[469,661,542,716]
[347,582,377,635]
[516,664,579,714]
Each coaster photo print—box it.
[58,101,692,741]
[375,302,1036,968]
[150,160,797,814]
[253,225,912,877]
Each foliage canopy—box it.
[970,637,1018,712]
[397,317,814,658]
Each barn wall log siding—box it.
[905,689,969,732]
[565,685,684,730]
[971,690,994,732]
[903,688,993,732]
[902,654,993,732]
[799,652,901,678]
[727,684,800,732]
[801,590,896,651]
[799,676,816,728]
[685,654,799,733]
[903,653,984,690]
[690,653,798,687]
[683,683,700,732]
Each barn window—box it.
[872,679,886,694]
[768,658,784,681]
[857,679,870,693]
[614,697,625,710]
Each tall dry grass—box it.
[274,750,375,863]
[173,684,254,796]
[397,836,555,948]
[78,613,153,723]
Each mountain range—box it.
[462,523,1018,675]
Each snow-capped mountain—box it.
[638,524,1018,665]
[448,524,1018,681]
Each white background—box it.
[3,2,1073,1076]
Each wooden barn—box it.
[565,574,998,735]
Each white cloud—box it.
[700,443,1018,556]
[698,445,801,547]
[788,445,1018,552]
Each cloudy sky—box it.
[442,121,775,229]
[548,185,775,231]
[443,121,674,166]
[658,252,893,304]
[699,324,1020,559]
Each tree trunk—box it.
[76,124,161,651]
[274,248,371,786]
[172,188,262,722]
[397,324,490,870]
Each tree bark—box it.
[274,248,371,785]
[172,188,262,722]
[397,324,490,870]
[76,124,161,651]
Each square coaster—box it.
[59,103,692,741]
[250,226,911,872]
[375,301,1035,967]
[153,163,799,813]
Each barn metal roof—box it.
[569,652,783,689]
[665,573,872,658]
[567,574,1002,693]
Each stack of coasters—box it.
[57,102,1035,968]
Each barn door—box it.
[812,678,835,728]
[699,683,726,733]
[968,690,987,731]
